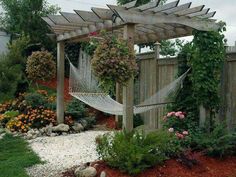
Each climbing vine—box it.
[171,23,226,130]
[191,25,226,113]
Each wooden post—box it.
[147,42,159,129]
[122,24,135,132]
[199,104,210,128]
[57,42,65,124]
[115,83,122,123]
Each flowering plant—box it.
[163,111,189,139]
[91,32,138,93]
[6,107,57,132]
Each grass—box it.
[0,133,41,177]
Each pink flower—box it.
[179,114,185,119]
[89,31,98,36]
[174,111,185,119]
[175,111,182,117]
[175,132,184,139]
[168,128,174,133]
[182,131,189,135]
[167,112,175,117]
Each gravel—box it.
[26,131,108,177]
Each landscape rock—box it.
[72,123,84,132]
[0,133,6,140]
[75,166,97,177]
[45,124,53,135]
[0,128,4,134]
[100,171,106,177]
[52,124,70,132]
[26,134,33,140]
[79,119,88,130]
[50,133,57,137]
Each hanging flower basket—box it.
[91,34,138,93]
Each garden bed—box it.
[37,78,72,101]
[63,153,236,177]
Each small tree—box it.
[0,0,60,49]
[26,51,56,82]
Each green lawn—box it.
[0,134,41,177]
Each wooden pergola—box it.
[43,0,220,132]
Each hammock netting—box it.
[68,56,189,115]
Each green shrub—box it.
[25,93,47,109]
[96,130,182,175]
[26,51,56,82]
[192,124,236,158]
[0,56,22,103]
[66,98,86,118]
[80,116,96,130]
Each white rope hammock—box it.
[68,60,189,115]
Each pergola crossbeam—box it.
[162,2,192,14]
[91,7,113,20]
[187,8,210,17]
[150,0,180,13]
[122,0,137,9]
[135,0,160,11]
[42,1,220,43]
[74,10,103,22]
[109,5,219,31]
[174,5,205,16]
[199,11,216,18]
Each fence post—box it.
[146,42,159,129]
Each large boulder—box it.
[52,124,70,132]
[72,123,84,132]
[74,166,97,177]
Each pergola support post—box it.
[122,23,135,132]
[57,42,65,124]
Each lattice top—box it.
[42,0,220,44]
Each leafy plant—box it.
[25,93,47,109]
[191,27,226,114]
[0,111,19,127]
[0,58,22,102]
[91,33,138,94]
[96,130,182,175]
[0,0,60,49]
[191,124,236,158]
[6,107,57,132]
[66,98,86,118]
[26,51,56,82]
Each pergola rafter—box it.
[44,0,221,131]
[43,0,220,43]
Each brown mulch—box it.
[37,78,72,101]
[95,111,120,130]
[62,154,236,177]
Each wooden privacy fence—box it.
[136,50,236,130]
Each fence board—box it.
[136,51,236,130]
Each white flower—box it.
[168,128,174,133]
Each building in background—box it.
[0,29,10,54]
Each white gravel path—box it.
[26,131,108,177]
